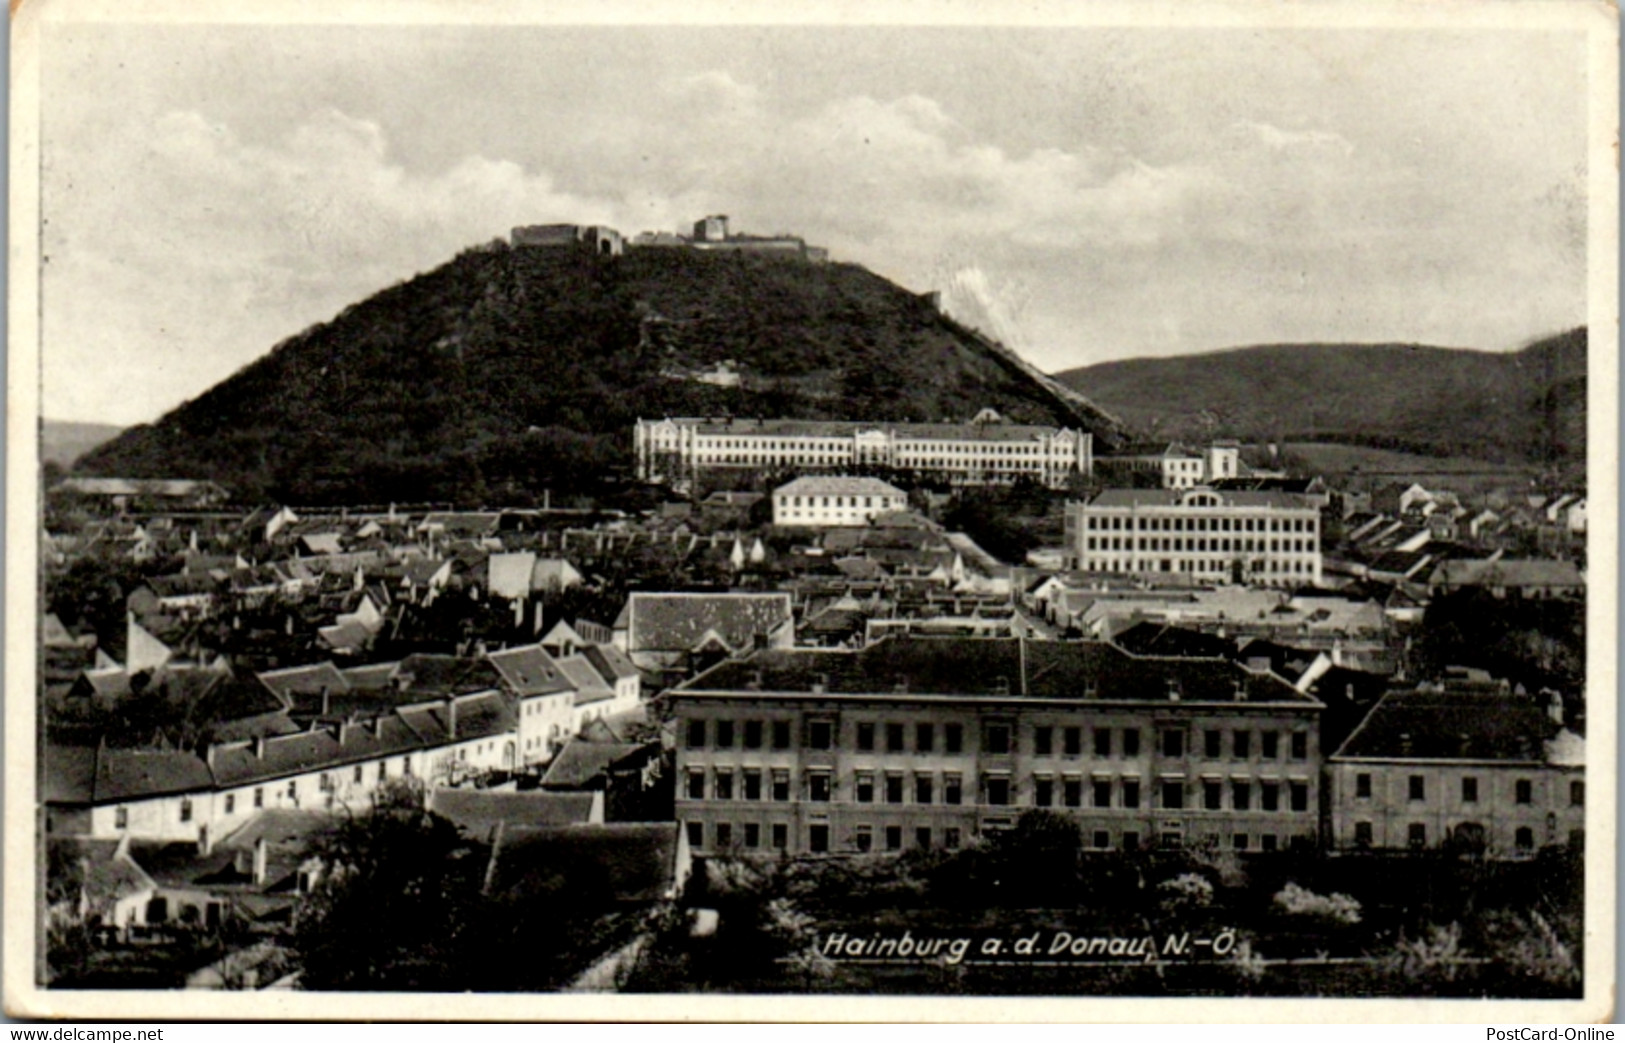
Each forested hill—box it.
[77,243,1126,505]
[1057,328,1586,468]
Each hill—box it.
[41,421,123,469]
[78,244,1127,505]
[1057,328,1586,471]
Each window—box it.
[744,720,763,749]
[715,823,733,848]
[686,720,707,748]
[809,772,832,803]
[1515,779,1533,805]
[1203,780,1222,810]
[114,807,129,829]
[885,826,903,851]
[1035,726,1054,756]
[854,825,873,852]
[808,721,834,750]
[1232,781,1251,811]
[880,773,904,804]
[1035,777,1055,807]
[289,779,299,798]
[1515,827,1534,852]
[945,828,962,850]
[916,827,932,850]
[985,724,1012,755]
[1093,830,1110,849]
[1233,834,1249,851]
[224,794,235,815]
[1204,730,1222,759]
[855,772,875,803]
[1261,782,1279,812]
[1123,831,1140,851]
[686,770,706,800]
[744,823,760,849]
[1291,732,1308,760]
[1060,778,1081,807]
[1408,775,1425,802]
[1571,780,1585,807]
[1233,731,1251,759]
[353,764,364,784]
[686,822,703,847]
[715,720,735,749]
[856,722,875,751]
[1356,773,1372,799]
[809,825,829,853]
[1408,823,1427,849]
[916,723,935,753]
[1123,780,1141,809]
[1461,777,1479,803]
[771,770,791,802]
[1064,727,1082,757]
[254,787,264,809]
[1093,728,1112,757]
[1289,782,1308,812]
[178,798,194,823]
[945,774,963,805]
[1262,834,1279,852]
[1354,821,1373,847]
[915,774,934,805]
[714,770,734,801]
[945,724,963,753]
[1162,730,1184,758]
[744,769,762,801]
[772,824,788,850]
[772,721,791,750]
[986,776,1011,806]
[1161,780,1185,809]
[885,723,905,752]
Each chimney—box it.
[320,687,331,718]
[448,697,458,740]
[1232,679,1246,702]
[1398,733,1412,756]
[811,673,828,694]
[1457,733,1472,757]
[252,836,268,887]
[1167,678,1181,701]
[253,736,266,760]
[1547,689,1565,726]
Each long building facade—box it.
[634,417,1093,488]
[1065,488,1323,586]
[667,636,1324,857]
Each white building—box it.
[1065,487,1323,586]
[1097,442,1241,490]
[772,476,908,527]
[635,416,1092,488]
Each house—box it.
[530,557,584,592]
[1427,558,1585,599]
[772,476,908,528]
[613,592,794,675]
[1326,681,1584,857]
[427,788,603,842]
[486,644,576,767]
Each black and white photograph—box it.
[7,0,1616,1022]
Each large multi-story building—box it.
[771,475,908,527]
[634,417,1093,488]
[1326,680,1585,857]
[667,635,1323,857]
[1064,488,1323,586]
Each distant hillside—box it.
[1057,328,1586,469]
[41,420,123,469]
[79,244,1127,505]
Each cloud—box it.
[1230,119,1355,157]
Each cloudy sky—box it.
[39,17,1590,425]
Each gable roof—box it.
[428,789,599,839]
[539,740,651,789]
[556,655,615,705]
[485,644,574,697]
[1332,684,1561,762]
[484,822,681,904]
[625,592,792,654]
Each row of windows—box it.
[1081,557,1314,576]
[686,819,1310,855]
[780,495,899,509]
[1352,821,1551,851]
[685,719,1311,760]
[683,769,1311,811]
[1084,536,1315,554]
[1356,773,1583,806]
[117,754,438,828]
[1085,514,1315,533]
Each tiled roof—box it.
[428,789,598,837]
[684,635,1315,705]
[94,748,216,802]
[1430,558,1584,588]
[626,592,792,654]
[1332,685,1561,761]
[774,476,907,498]
[540,741,650,789]
[484,822,680,904]
[583,644,639,683]
[257,662,350,702]
[486,645,574,697]
[1112,621,1234,659]
[49,837,157,906]
[209,718,422,788]
[556,656,615,705]
[395,654,503,697]
[1087,489,1317,510]
[654,417,1079,443]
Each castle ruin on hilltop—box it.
[510,214,827,262]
